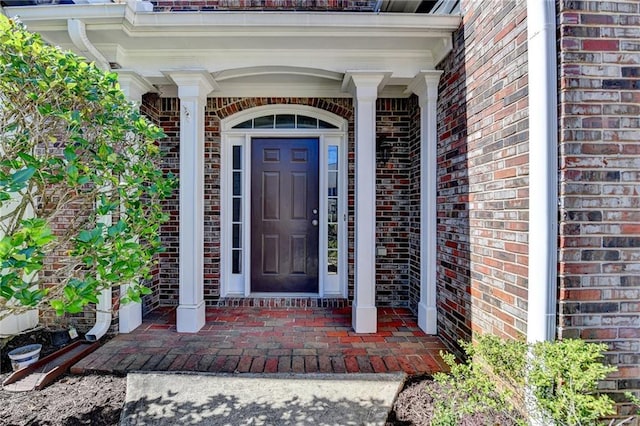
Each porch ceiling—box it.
[4,3,460,97]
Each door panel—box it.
[262,172,280,220]
[251,138,319,292]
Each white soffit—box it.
[4,4,460,97]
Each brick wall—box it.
[436,0,530,352]
[376,98,413,307]
[151,0,377,12]
[156,97,181,306]
[147,95,418,308]
[139,93,163,315]
[557,0,640,416]
[408,95,421,313]
[150,97,362,305]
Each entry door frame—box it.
[220,105,348,298]
[250,137,320,293]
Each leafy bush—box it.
[529,339,617,425]
[432,336,638,426]
[0,15,175,324]
[432,338,526,426]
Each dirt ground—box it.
[0,373,126,426]
[0,371,516,426]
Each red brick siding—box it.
[376,98,413,307]
[558,0,640,414]
[436,22,472,349]
[156,97,181,306]
[152,97,361,305]
[151,0,377,12]
[408,95,422,314]
[139,93,163,315]
[149,96,416,308]
[436,0,530,352]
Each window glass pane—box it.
[328,146,338,170]
[233,171,241,196]
[319,120,338,129]
[233,198,241,222]
[234,119,252,129]
[327,199,338,223]
[232,250,241,274]
[328,250,338,274]
[233,146,241,170]
[297,115,317,128]
[232,224,241,248]
[275,114,296,129]
[328,224,338,249]
[254,115,275,128]
[326,143,339,276]
[328,172,337,197]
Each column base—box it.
[418,302,437,334]
[176,301,206,333]
[119,301,142,333]
[352,304,377,333]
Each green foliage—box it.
[432,336,637,426]
[432,339,526,426]
[0,15,175,325]
[529,339,617,425]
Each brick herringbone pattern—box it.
[71,307,448,375]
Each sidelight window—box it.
[327,145,339,274]
[231,145,243,273]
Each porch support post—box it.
[343,71,389,333]
[116,70,155,334]
[168,71,215,333]
[409,71,443,334]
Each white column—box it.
[343,71,389,333]
[116,71,155,334]
[409,71,443,334]
[168,71,215,333]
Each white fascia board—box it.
[123,12,461,34]
[6,6,460,36]
[3,3,126,24]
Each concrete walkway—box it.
[121,372,406,425]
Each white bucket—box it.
[8,344,42,371]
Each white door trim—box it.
[220,105,348,299]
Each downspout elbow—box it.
[85,288,112,341]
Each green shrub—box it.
[432,339,526,425]
[432,336,638,426]
[0,15,175,325]
[529,339,617,425]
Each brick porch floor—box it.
[71,307,449,375]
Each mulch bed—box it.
[1,330,126,425]
[0,372,126,426]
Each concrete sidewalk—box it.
[120,372,405,425]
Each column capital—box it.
[164,70,218,100]
[116,70,156,104]
[342,71,391,100]
[407,70,443,105]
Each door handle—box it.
[311,219,318,226]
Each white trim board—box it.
[220,105,348,300]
